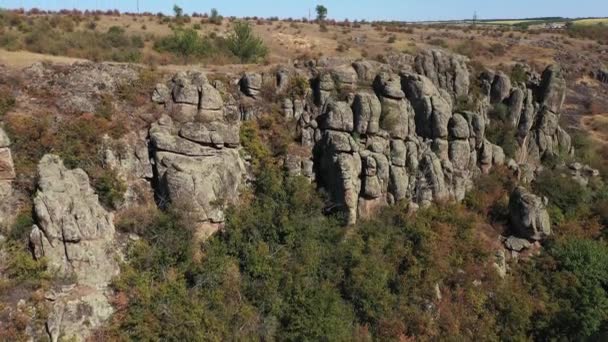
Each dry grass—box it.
[573,18,608,26]
[0,49,85,68]
[581,113,608,145]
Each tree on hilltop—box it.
[316,5,328,22]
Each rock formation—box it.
[280,50,513,224]
[508,186,552,241]
[151,71,247,237]
[103,130,154,207]
[21,48,571,230]
[482,64,572,166]
[0,128,16,231]
[28,154,119,341]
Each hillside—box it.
[1,8,608,341]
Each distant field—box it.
[573,18,608,25]
[480,17,608,26]
[483,20,538,25]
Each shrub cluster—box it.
[4,113,126,208]
[154,21,266,64]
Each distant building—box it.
[544,22,566,30]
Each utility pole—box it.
[473,11,478,24]
[136,0,139,13]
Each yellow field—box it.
[573,18,608,25]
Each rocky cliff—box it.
[0,47,594,341]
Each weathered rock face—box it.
[0,128,15,181]
[224,49,577,225]
[509,187,551,241]
[484,64,572,166]
[305,50,505,224]
[413,49,470,99]
[103,130,154,207]
[28,154,119,342]
[151,71,247,236]
[0,128,17,231]
[240,72,263,97]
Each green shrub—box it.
[0,30,22,51]
[226,21,268,63]
[510,64,527,84]
[7,211,34,242]
[209,8,222,25]
[526,239,608,340]
[3,243,50,289]
[240,121,271,172]
[154,28,213,60]
[533,168,593,220]
[92,168,126,210]
[287,75,309,98]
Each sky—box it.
[0,0,606,22]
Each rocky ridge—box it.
[0,48,595,340]
[263,50,572,224]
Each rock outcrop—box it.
[103,130,154,207]
[151,71,247,237]
[299,51,505,224]
[28,154,119,342]
[508,187,551,241]
[0,128,16,231]
[484,64,573,166]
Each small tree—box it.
[209,8,222,25]
[173,4,183,18]
[227,21,268,63]
[316,5,328,22]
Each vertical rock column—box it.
[0,128,16,230]
[151,71,247,238]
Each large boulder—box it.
[28,154,119,342]
[240,72,263,97]
[509,187,551,241]
[490,71,512,104]
[373,72,405,99]
[537,65,566,113]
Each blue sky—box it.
[0,0,606,21]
